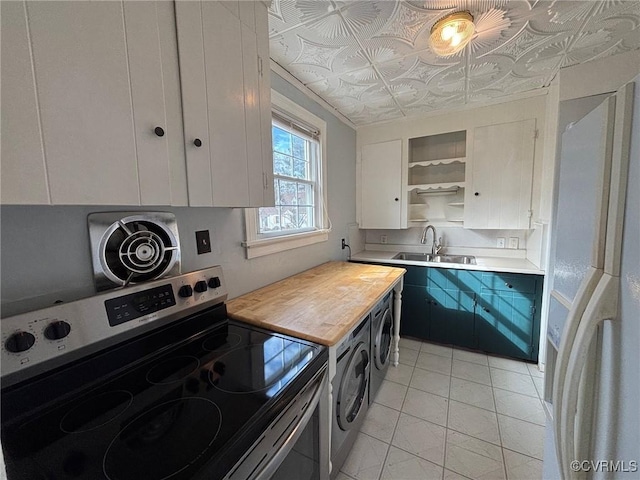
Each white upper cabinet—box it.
[465,119,537,229]
[360,140,403,229]
[1,1,186,206]
[175,0,273,207]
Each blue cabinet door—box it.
[476,291,536,360]
[400,284,430,341]
[428,286,476,349]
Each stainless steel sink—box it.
[392,252,476,265]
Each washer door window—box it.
[374,308,393,370]
[336,342,369,431]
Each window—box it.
[244,90,328,259]
[259,115,318,236]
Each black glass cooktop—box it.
[1,304,327,480]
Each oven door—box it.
[225,365,328,480]
[269,376,328,480]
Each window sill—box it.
[242,230,329,259]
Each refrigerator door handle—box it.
[552,267,603,475]
[559,273,619,480]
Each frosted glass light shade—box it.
[429,11,475,56]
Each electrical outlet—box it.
[508,237,519,249]
[380,235,388,244]
[195,230,211,254]
[496,237,506,248]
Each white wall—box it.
[0,73,357,315]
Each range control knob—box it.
[5,331,36,353]
[44,321,71,340]
[194,281,208,293]
[208,277,221,289]
[178,285,193,298]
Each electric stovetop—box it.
[1,305,327,480]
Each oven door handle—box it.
[253,365,328,480]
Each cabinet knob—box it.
[483,307,490,313]
[194,138,202,147]
[154,126,165,137]
[394,198,399,202]
[505,283,513,289]
[474,192,480,196]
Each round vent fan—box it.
[89,213,181,291]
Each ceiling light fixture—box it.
[429,11,475,57]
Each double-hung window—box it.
[243,90,328,258]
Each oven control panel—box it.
[1,266,228,385]
[105,284,176,327]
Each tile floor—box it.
[338,337,546,480]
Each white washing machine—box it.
[369,292,394,404]
[330,314,370,479]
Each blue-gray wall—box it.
[0,73,357,315]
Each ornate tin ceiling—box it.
[268,1,640,126]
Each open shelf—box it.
[407,130,467,226]
[409,182,466,192]
[409,157,466,168]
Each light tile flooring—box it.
[338,338,546,480]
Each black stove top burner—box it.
[1,304,327,480]
[60,390,134,434]
[146,356,200,385]
[103,398,221,480]
[210,340,315,394]
[202,332,242,352]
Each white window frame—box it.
[243,90,328,259]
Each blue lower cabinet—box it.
[356,262,543,362]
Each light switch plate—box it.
[380,235,388,244]
[497,237,506,248]
[508,237,519,249]
[195,230,212,254]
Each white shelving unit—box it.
[407,131,467,225]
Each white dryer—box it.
[330,314,370,479]
[369,292,394,404]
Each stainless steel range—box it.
[1,266,328,480]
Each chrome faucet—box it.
[420,225,443,255]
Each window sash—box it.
[259,123,320,238]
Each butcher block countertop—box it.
[227,261,406,346]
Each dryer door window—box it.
[337,342,369,430]
[375,308,393,370]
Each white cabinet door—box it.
[242,21,265,207]
[360,140,403,229]
[465,119,536,229]
[122,2,172,206]
[202,1,249,207]
[174,1,213,207]
[1,1,181,206]
[176,1,272,207]
[1,1,49,204]
[255,2,275,207]
[23,1,140,205]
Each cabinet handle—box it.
[194,138,202,147]
[154,126,165,137]
[505,283,513,289]
[474,192,480,196]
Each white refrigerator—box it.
[543,75,639,480]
